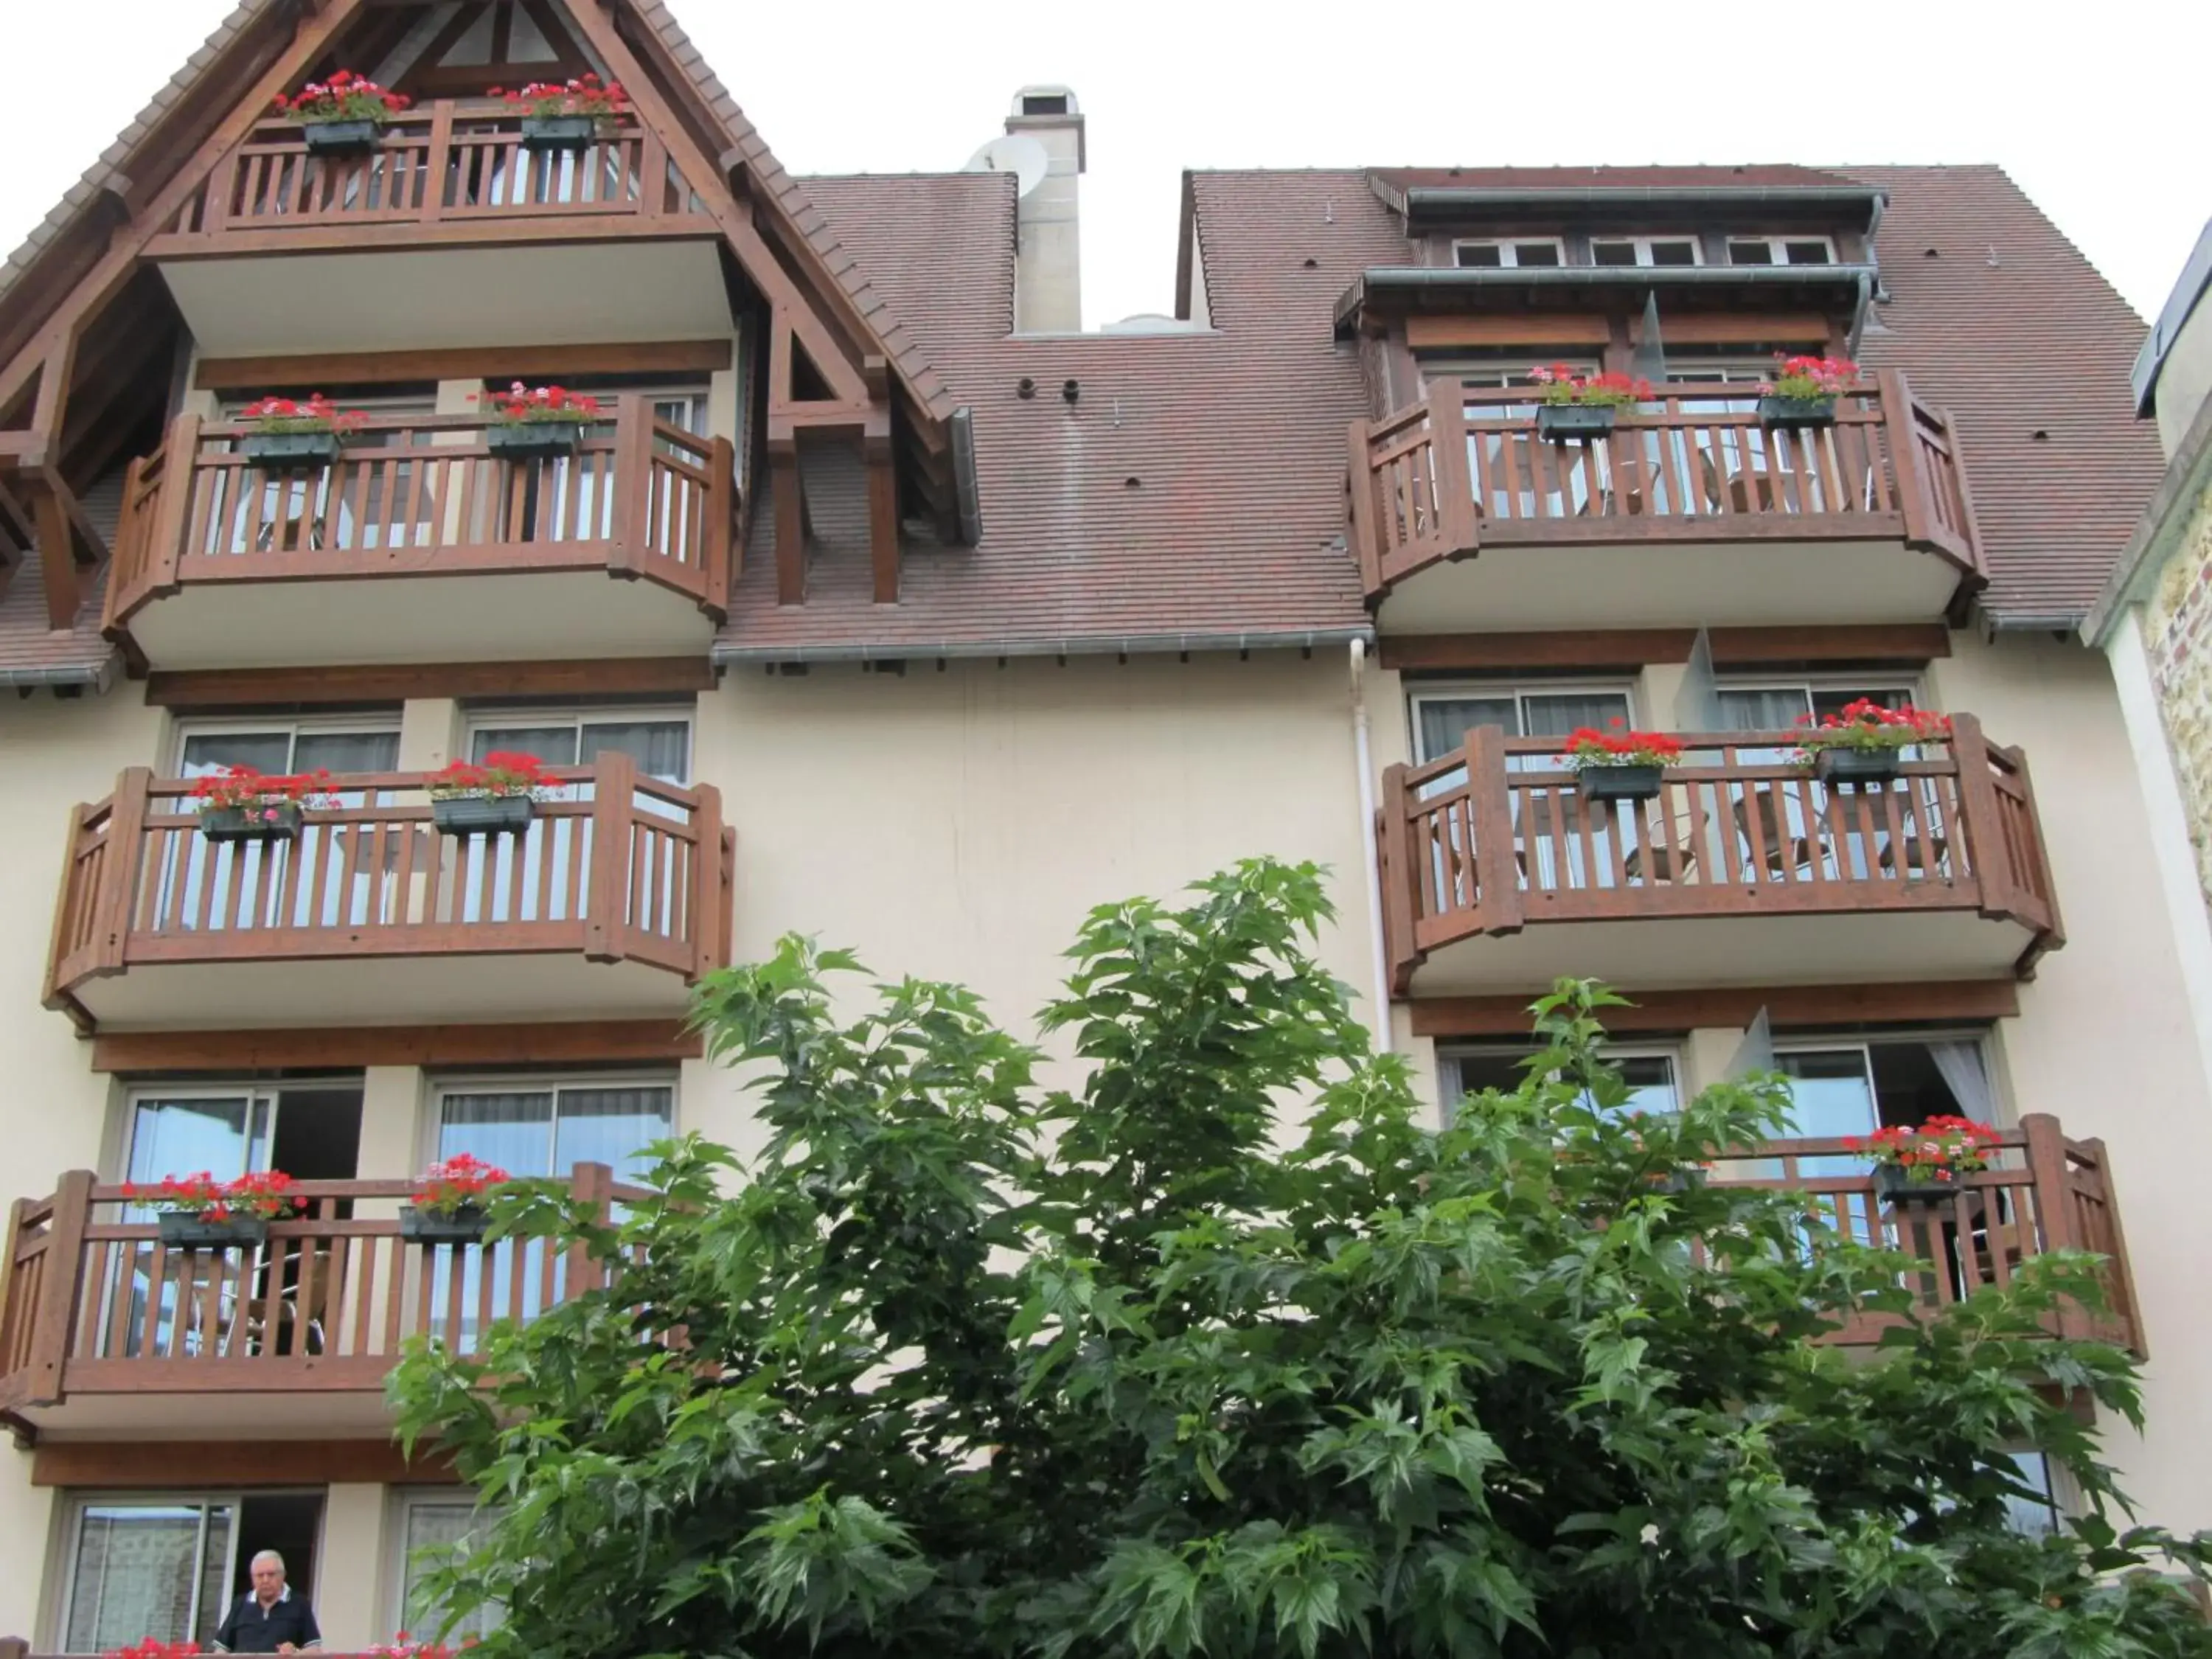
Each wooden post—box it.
[28,473,78,630]
[1879,369,1935,551]
[1346,419,1382,598]
[2020,1114,2084,1340]
[1427,382,1480,558]
[866,435,900,605]
[608,397,653,577]
[0,1632,32,1659]
[582,751,637,964]
[1376,772,1419,996]
[94,771,153,977]
[2006,742,2064,950]
[564,1162,615,1294]
[701,434,736,616]
[1467,726,1523,935]
[143,413,201,599]
[24,1171,95,1408]
[689,784,726,980]
[1945,714,2017,924]
[419,102,453,225]
[2079,1135,2144,1359]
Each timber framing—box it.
[1409,980,2023,1039]
[144,656,717,709]
[32,1439,457,1488]
[89,1018,700,1073]
[193,338,732,391]
[1379,625,1954,675]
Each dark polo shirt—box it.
[213,1586,321,1654]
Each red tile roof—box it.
[1371,164,1859,193]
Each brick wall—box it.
[2143,482,2212,907]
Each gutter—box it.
[0,657,115,691]
[1400,184,1884,225]
[713,625,1377,667]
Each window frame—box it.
[459,705,695,785]
[55,1489,326,1651]
[422,1070,680,1176]
[1589,234,1705,268]
[1710,675,1927,733]
[1441,1043,1684,1126]
[1406,678,1641,766]
[1451,236,1568,269]
[389,1488,506,1642]
[118,1082,282,1186]
[1724,233,1839,267]
[170,714,405,777]
[1767,1029,2004,1132]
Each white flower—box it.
[1639,1523,1660,1546]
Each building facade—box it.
[0,0,2202,1646]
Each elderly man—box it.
[212,1551,322,1654]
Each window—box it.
[1714,679,1920,734]
[1997,1451,2061,1537]
[395,1493,505,1641]
[175,717,401,779]
[61,1494,324,1651]
[433,1076,675,1183]
[1447,1047,1680,1124]
[1747,1036,1997,1180]
[1408,682,1635,766]
[1453,237,1565,268]
[125,1085,364,1192]
[1590,235,1703,268]
[465,709,691,785]
[1726,234,1837,266]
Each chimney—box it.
[1005,86,1085,333]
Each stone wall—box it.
[2143,481,2212,905]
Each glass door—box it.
[1716,684,1929,884]
[64,1501,237,1649]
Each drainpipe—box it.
[1349,639,1393,1051]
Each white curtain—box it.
[1928,1040,1998,1122]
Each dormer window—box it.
[1453,237,1564,268]
[1727,234,1837,266]
[1590,235,1703,268]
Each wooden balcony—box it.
[102,400,737,669]
[1380,717,2060,995]
[43,754,733,1032]
[1349,372,1984,631]
[145,103,729,355]
[0,1165,640,1437]
[0,1120,2138,1440]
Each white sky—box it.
[1,0,2205,333]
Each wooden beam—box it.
[195,338,733,392]
[1408,980,2022,1039]
[1378,624,1953,675]
[1405,315,1612,349]
[1629,310,1832,346]
[145,655,717,709]
[0,0,375,421]
[27,478,77,629]
[867,431,899,604]
[91,1018,700,1073]
[34,1439,456,1488]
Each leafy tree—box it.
[392,858,2212,1658]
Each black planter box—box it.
[1758,394,1837,428]
[1873,1163,1969,1204]
[1577,764,1665,804]
[432,795,536,836]
[300,119,382,155]
[157,1212,271,1250]
[1813,747,1905,787]
[487,421,590,459]
[240,430,342,466]
[399,1204,489,1244]
[521,114,599,150]
[200,802,304,844]
[1537,403,1618,439]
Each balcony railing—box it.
[43,754,733,1028]
[0,1119,2138,1424]
[1379,718,2059,990]
[147,102,709,252]
[102,400,739,640]
[0,1165,644,1414]
[1349,371,1982,599]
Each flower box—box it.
[487,421,589,459]
[1537,404,1617,439]
[521,114,599,150]
[432,795,536,836]
[1814,748,1904,787]
[399,1204,490,1244]
[241,431,343,465]
[299,119,382,154]
[1873,1164,1968,1205]
[200,802,304,844]
[1759,394,1836,429]
[1577,765,1665,804]
[157,1212,270,1250]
